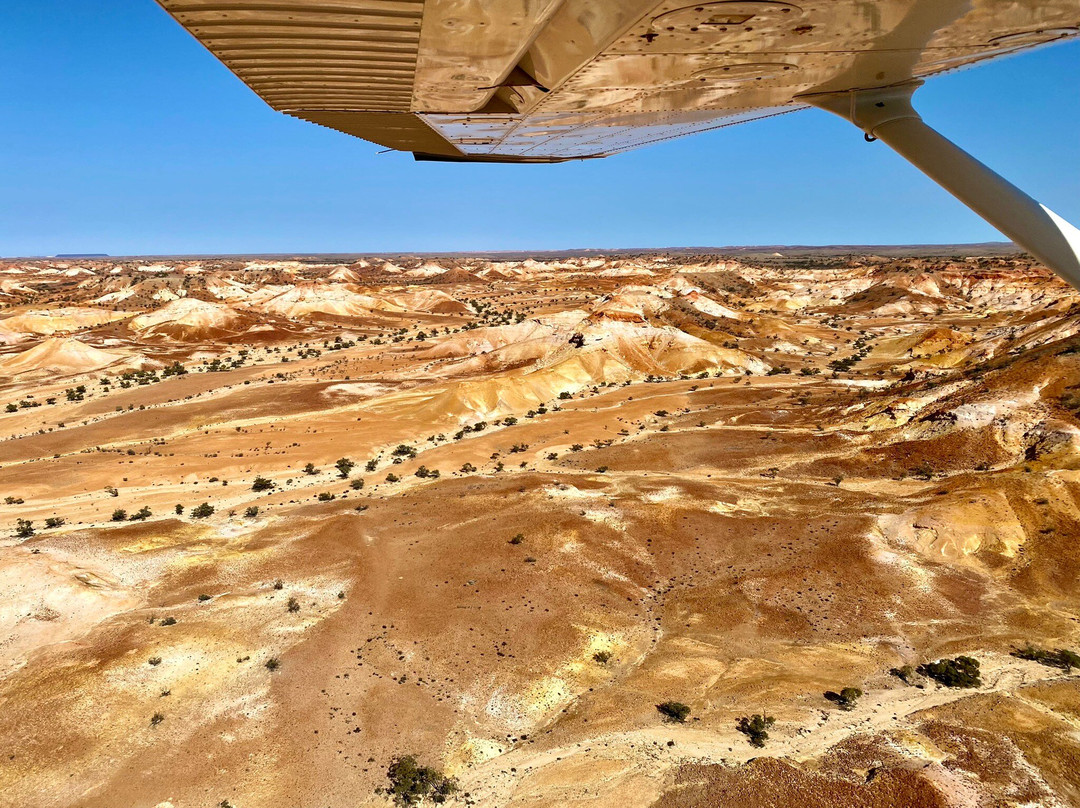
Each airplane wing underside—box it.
[154,0,1080,162]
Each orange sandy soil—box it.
[0,253,1079,807]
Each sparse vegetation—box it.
[889,664,916,684]
[384,754,459,805]
[191,502,214,519]
[656,701,691,723]
[824,687,863,710]
[593,651,612,665]
[1012,645,1080,672]
[129,506,152,521]
[252,476,275,491]
[736,714,775,747]
[917,656,981,688]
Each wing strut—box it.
[803,82,1080,289]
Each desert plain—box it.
[0,250,1079,807]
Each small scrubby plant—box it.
[917,656,981,688]
[384,754,458,805]
[824,687,863,710]
[656,701,690,723]
[736,714,775,747]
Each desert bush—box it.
[191,503,214,519]
[287,597,300,612]
[509,533,524,545]
[889,664,916,684]
[1012,645,1080,672]
[384,755,459,806]
[656,701,691,723]
[252,476,274,492]
[160,617,177,626]
[335,458,355,478]
[593,651,612,665]
[917,656,981,688]
[15,519,34,538]
[44,517,65,529]
[129,506,152,521]
[824,687,863,710]
[111,509,127,522]
[385,473,400,483]
[303,463,318,475]
[736,714,775,747]
[150,712,165,726]
[245,506,259,518]
[265,657,280,671]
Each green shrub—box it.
[245,506,259,518]
[335,458,355,478]
[656,701,690,722]
[824,687,863,710]
[15,519,34,538]
[889,664,915,684]
[191,503,214,519]
[593,651,612,665]
[252,476,274,492]
[736,714,775,747]
[129,506,152,521]
[287,597,300,613]
[917,656,981,688]
[303,463,318,475]
[1012,645,1080,672]
[350,478,365,490]
[385,755,459,805]
[44,517,65,529]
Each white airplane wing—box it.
[155,1,1080,284]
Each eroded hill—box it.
[0,252,1079,808]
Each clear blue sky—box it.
[2,1,1078,257]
